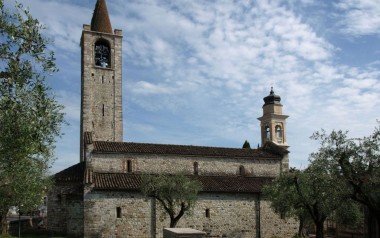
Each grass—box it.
[0,234,65,238]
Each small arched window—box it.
[265,126,270,141]
[275,125,282,142]
[94,39,110,68]
[193,162,199,175]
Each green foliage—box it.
[0,0,64,234]
[311,125,380,236]
[264,160,359,238]
[141,173,201,228]
[242,140,251,149]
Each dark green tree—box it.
[242,140,251,149]
[264,160,360,238]
[312,126,380,238]
[141,174,202,228]
[0,0,64,234]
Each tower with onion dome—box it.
[258,87,289,148]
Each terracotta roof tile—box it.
[54,162,85,183]
[93,173,273,193]
[93,141,282,159]
[90,0,113,34]
[94,173,141,191]
[84,131,93,144]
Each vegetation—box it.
[0,0,64,235]
[0,235,65,238]
[264,163,360,238]
[141,173,202,228]
[242,140,251,149]
[263,124,380,238]
[311,125,380,238]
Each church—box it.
[47,0,298,237]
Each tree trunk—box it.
[367,210,380,238]
[375,214,380,238]
[1,213,9,235]
[315,221,324,238]
[298,217,304,237]
[170,217,179,228]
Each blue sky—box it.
[9,0,380,173]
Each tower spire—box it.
[91,0,113,34]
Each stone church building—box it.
[48,0,298,237]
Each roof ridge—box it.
[94,140,261,151]
[91,172,274,180]
[92,141,281,158]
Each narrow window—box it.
[127,160,132,173]
[101,75,104,84]
[116,207,122,218]
[102,104,105,116]
[193,162,199,175]
[239,165,245,176]
[265,126,270,141]
[205,209,210,218]
[275,125,282,143]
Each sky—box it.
[6,0,380,173]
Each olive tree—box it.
[312,126,380,238]
[264,160,360,238]
[141,174,201,228]
[0,0,64,234]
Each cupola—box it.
[263,87,281,106]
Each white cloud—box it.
[18,0,90,52]
[335,0,380,36]
[56,90,80,121]
[20,0,379,172]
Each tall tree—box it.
[141,174,201,228]
[0,0,64,234]
[264,161,359,238]
[312,126,380,238]
[263,168,311,237]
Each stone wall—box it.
[90,153,281,177]
[156,193,258,238]
[260,200,298,237]
[47,185,83,237]
[80,25,123,161]
[82,190,298,238]
[83,191,152,238]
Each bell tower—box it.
[80,0,123,161]
[257,87,289,148]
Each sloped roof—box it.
[54,162,85,183]
[93,173,273,193]
[92,141,283,159]
[90,0,113,34]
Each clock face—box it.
[95,43,110,67]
